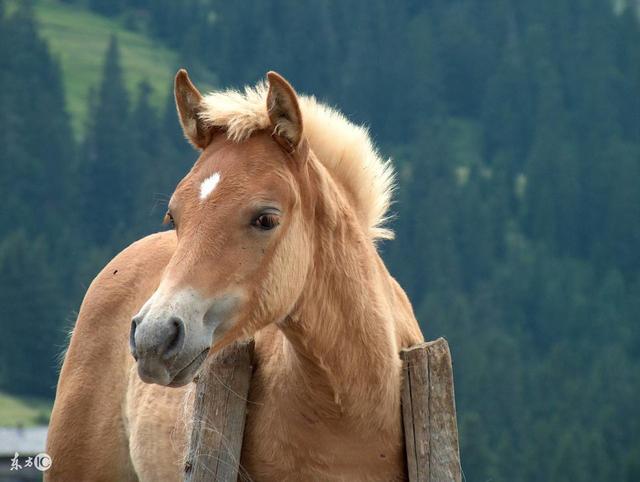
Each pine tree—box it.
[81,35,136,247]
[0,1,74,239]
[482,30,533,168]
[130,80,162,236]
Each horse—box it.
[46,70,424,481]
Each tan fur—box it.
[46,72,423,482]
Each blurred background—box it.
[0,0,639,480]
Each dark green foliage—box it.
[0,1,74,240]
[80,36,138,246]
[88,0,124,17]
[0,231,63,396]
[0,3,74,397]
[0,0,639,479]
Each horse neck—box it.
[276,162,402,427]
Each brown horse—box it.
[46,70,423,481]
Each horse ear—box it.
[266,71,303,150]
[174,69,211,149]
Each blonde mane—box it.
[199,82,395,240]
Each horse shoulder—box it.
[79,231,177,322]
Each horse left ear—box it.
[266,71,303,150]
[175,69,212,150]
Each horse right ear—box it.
[174,69,211,150]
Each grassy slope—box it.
[30,0,179,135]
[0,392,52,427]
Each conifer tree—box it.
[81,35,135,247]
[0,0,74,239]
[130,80,162,237]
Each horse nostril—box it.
[129,318,139,360]
[162,317,185,360]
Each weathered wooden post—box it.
[184,339,254,482]
[401,338,462,482]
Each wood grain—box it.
[184,339,254,482]
[401,338,461,482]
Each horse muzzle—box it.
[129,287,241,386]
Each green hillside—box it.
[13,0,179,135]
[0,392,51,427]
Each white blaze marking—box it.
[199,172,221,200]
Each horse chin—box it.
[167,348,210,387]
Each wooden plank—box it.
[184,339,254,482]
[401,338,461,482]
[401,342,430,482]
[426,339,461,482]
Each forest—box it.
[0,0,639,480]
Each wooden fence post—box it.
[401,338,462,482]
[184,339,254,482]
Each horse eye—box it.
[252,213,280,231]
[163,211,175,228]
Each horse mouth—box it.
[168,348,210,387]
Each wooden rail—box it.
[184,338,461,482]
